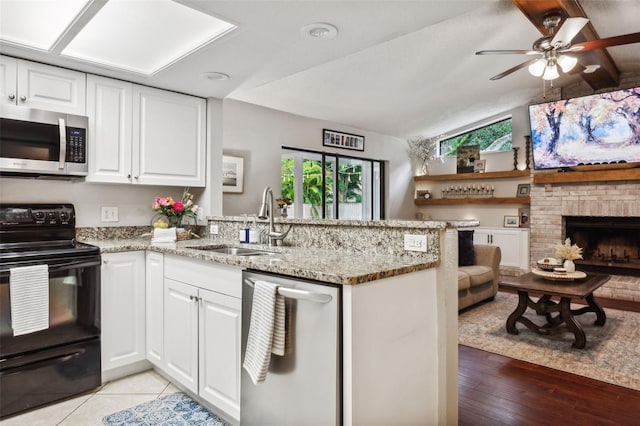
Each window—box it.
[439,117,512,157]
[281,148,384,220]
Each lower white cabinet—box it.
[162,255,242,420]
[101,251,146,373]
[146,251,164,367]
[473,227,530,269]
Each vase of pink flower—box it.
[152,188,199,237]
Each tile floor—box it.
[0,370,178,426]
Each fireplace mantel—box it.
[533,167,640,184]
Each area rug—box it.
[458,291,640,391]
[102,392,230,426]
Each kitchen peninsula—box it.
[81,218,465,425]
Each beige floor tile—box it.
[161,382,180,395]
[58,394,153,426]
[98,370,168,395]
[0,394,91,426]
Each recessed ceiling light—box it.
[204,72,230,81]
[300,23,338,40]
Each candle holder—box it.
[512,147,520,170]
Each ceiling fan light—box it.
[542,64,559,80]
[528,59,546,77]
[557,55,578,73]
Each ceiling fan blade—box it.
[551,17,589,46]
[489,58,539,81]
[476,49,539,55]
[570,32,640,52]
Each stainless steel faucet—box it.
[258,186,292,246]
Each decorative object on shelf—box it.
[151,188,200,239]
[503,215,519,228]
[416,190,431,199]
[223,155,244,193]
[518,207,530,228]
[536,257,562,271]
[512,147,519,170]
[456,144,480,174]
[407,135,441,175]
[442,184,494,198]
[474,159,486,173]
[531,269,587,281]
[524,135,531,170]
[555,238,583,273]
[516,183,530,197]
[276,197,292,218]
[323,129,364,151]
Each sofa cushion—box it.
[458,265,494,287]
[458,270,471,291]
[458,230,475,266]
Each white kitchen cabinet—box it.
[86,75,133,184]
[164,277,199,394]
[473,227,530,269]
[101,251,146,373]
[132,86,206,187]
[162,255,241,420]
[1,55,86,114]
[145,251,164,367]
[86,76,206,186]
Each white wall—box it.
[221,99,414,220]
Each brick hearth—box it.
[530,180,640,302]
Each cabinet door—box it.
[472,229,491,246]
[16,59,86,114]
[164,278,199,393]
[145,251,164,367]
[86,75,133,183]
[101,251,146,372]
[199,288,241,420]
[132,86,206,187]
[0,56,17,106]
[490,229,529,269]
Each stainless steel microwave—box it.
[0,105,88,177]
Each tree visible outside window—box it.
[439,118,513,157]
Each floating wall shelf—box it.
[414,170,530,182]
[414,197,530,206]
[533,168,640,184]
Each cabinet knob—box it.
[134,176,139,180]
[8,94,15,100]
[127,174,131,179]
[103,259,109,264]
[19,95,27,102]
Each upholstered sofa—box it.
[458,239,502,311]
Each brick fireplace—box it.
[530,178,640,302]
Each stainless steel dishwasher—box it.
[241,270,341,425]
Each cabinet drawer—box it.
[164,255,241,298]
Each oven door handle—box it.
[0,349,84,373]
[0,258,101,278]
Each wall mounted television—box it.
[528,86,640,170]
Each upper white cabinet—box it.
[473,227,530,270]
[86,75,133,184]
[86,76,206,186]
[1,56,86,115]
[132,86,206,187]
[101,251,146,374]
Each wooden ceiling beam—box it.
[512,0,620,90]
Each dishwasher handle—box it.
[244,277,333,304]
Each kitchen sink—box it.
[187,246,277,256]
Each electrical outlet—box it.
[101,206,119,223]
[209,224,219,235]
[404,234,427,252]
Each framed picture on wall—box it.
[474,159,486,173]
[323,129,365,151]
[504,215,519,228]
[516,183,531,197]
[222,155,244,193]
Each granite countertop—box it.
[83,237,438,285]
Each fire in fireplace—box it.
[565,216,640,276]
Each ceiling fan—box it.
[476,13,640,82]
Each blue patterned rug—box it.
[102,392,230,426]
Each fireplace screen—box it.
[565,216,640,275]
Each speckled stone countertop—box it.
[83,237,439,286]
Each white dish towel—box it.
[10,264,49,336]
[243,280,286,384]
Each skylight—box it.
[0,0,236,76]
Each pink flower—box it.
[173,201,184,212]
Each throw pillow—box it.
[458,230,475,266]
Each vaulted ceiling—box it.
[1,0,638,140]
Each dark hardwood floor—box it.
[458,296,640,425]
